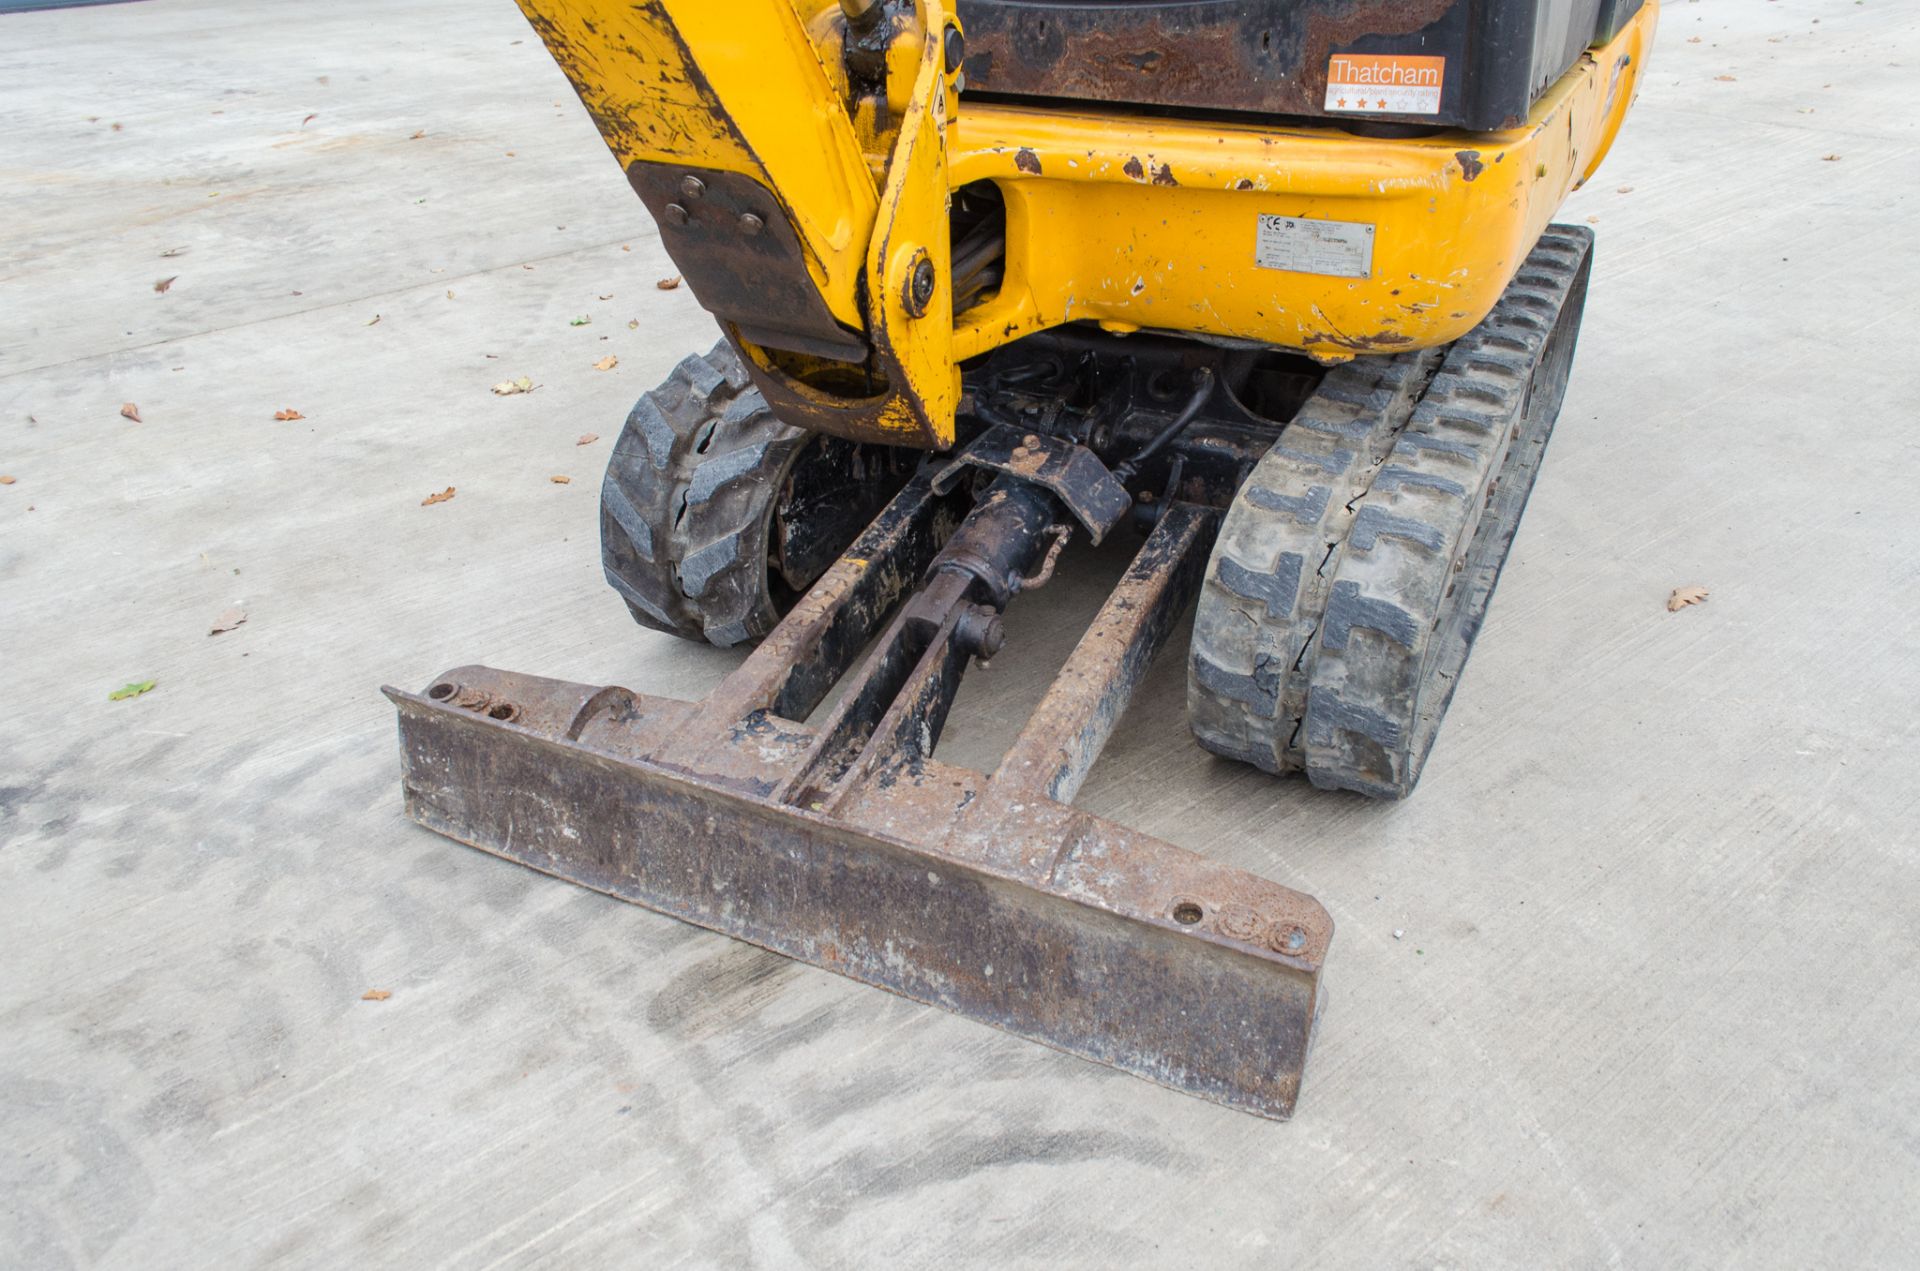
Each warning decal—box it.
[1325,54,1445,116]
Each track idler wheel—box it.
[1188,225,1595,797]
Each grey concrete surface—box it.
[3,0,1917,1266]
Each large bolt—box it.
[662,203,688,226]
[738,212,764,236]
[902,249,936,317]
[679,174,705,200]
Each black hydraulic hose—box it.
[1114,367,1214,483]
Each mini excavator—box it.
[388,0,1655,1117]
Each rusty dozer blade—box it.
[387,469,1331,1118]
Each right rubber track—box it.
[1189,225,1595,797]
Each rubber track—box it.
[1190,225,1595,797]
[1187,346,1445,774]
[600,340,808,647]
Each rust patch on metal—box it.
[1456,149,1485,181]
[1122,156,1145,182]
[1150,162,1178,187]
[388,481,1331,1119]
[1013,146,1042,175]
[959,0,1454,119]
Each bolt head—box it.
[679,174,705,200]
[663,203,688,226]
[739,212,764,236]
[911,259,936,305]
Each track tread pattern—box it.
[599,341,808,647]
[1189,225,1595,797]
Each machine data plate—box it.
[1254,215,1375,279]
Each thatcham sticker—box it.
[1255,215,1376,279]
[1325,54,1446,115]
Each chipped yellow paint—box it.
[518,0,1654,446]
[515,0,877,329]
[947,0,1657,362]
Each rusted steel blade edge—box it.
[386,675,1330,1118]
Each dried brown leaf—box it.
[410,129,426,140]
[160,246,187,258]
[491,376,534,396]
[361,989,392,1001]
[576,433,599,446]
[656,275,682,290]
[598,293,614,300]
[421,487,456,506]
[273,408,305,421]
[1615,185,1633,194]
[1714,74,1737,82]
[301,113,317,127]
[1822,153,1842,162]
[550,475,572,484]
[209,606,247,635]
[154,275,177,293]
[120,402,142,423]
[365,313,381,326]
[0,475,15,486]
[1666,585,1709,612]
[593,355,618,371]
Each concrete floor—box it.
[3,0,1917,1266]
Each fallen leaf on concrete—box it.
[273,408,305,421]
[446,289,454,299]
[576,433,598,446]
[109,680,157,701]
[160,246,187,258]
[491,376,535,396]
[1615,185,1633,194]
[1666,585,1709,612]
[365,314,382,326]
[1586,215,1601,224]
[111,122,122,132]
[550,475,572,484]
[1822,153,1842,161]
[209,606,247,635]
[621,244,631,252]
[361,989,392,1001]
[120,402,142,422]
[656,276,682,291]
[569,314,592,326]
[154,276,178,293]
[628,319,639,330]
[593,355,618,371]
[301,113,317,127]
[409,130,426,140]
[1714,75,1737,82]
[421,487,456,506]
[0,475,15,485]
[1687,35,1701,42]
[598,293,614,300]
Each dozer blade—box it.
[387,478,1330,1118]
